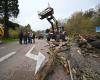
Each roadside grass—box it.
[2,38,18,43]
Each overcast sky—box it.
[16,0,100,31]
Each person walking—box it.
[19,30,23,44]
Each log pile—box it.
[70,35,100,80]
[34,35,100,80]
[34,40,71,80]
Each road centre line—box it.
[0,51,16,62]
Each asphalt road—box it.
[0,39,49,80]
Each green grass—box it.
[2,38,18,43]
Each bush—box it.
[9,27,19,39]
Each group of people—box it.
[19,30,35,44]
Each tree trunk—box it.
[4,26,9,38]
[3,0,9,38]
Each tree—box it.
[84,8,95,18]
[64,12,84,34]
[91,4,100,26]
[0,0,19,38]
[24,24,31,32]
[64,11,96,35]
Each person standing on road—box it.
[32,33,35,43]
[19,30,23,44]
[28,31,33,44]
[23,31,28,44]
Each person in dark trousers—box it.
[28,31,33,44]
[23,32,28,44]
[19,30,23,44]
[32,33,35,43]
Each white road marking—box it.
[25,45,36,60]
[0,47,5,50]
[0,51,16,62]
[25,45,35,55]
[25,45,45,74]
[35,52,45,74]
[77,50,81,55]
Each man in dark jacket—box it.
[19,31,23,44]
[23,32,28,44]
[32,33,35,43]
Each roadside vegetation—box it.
[60,4,100,37]
[2,24,35,43]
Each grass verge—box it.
[2,38,18,43]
